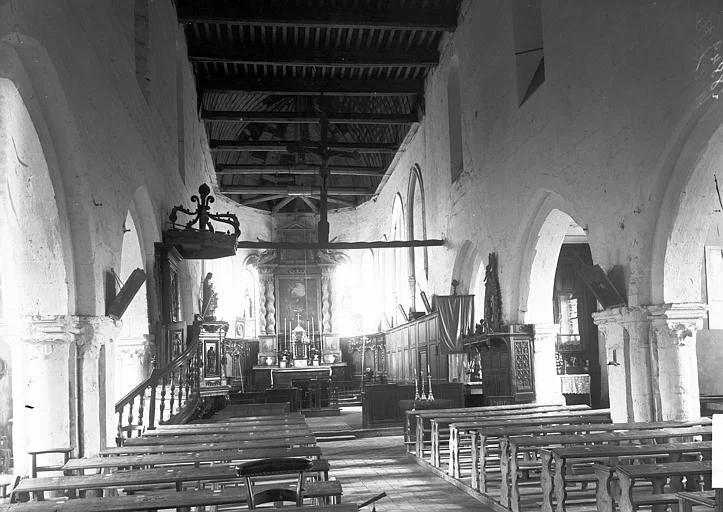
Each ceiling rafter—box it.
[199,77,424,96]
[202,110,418,125]
[210,140,399,154]
[215,164,385,177]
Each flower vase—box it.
[280,358,287,368]
[312,354,320,366]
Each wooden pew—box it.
[677,489,722,511]
[499,425,712,512]
[12,460,333,503]
[541,441,711,512]
[155,416,308,431]
[404,401,572,453]
[64,446,324,474]
[1,488,355,511]
[142,421,308,436]
[100,435,318,455]
[441,409,611,476]
[594,460,712,512]
[122,426,312,446]
[467,417,712,493]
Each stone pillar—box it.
[262,273,276,335]
[0,317,73,476]
[593,309,629,423]
[648,303,706,421]
[619,307,655,422]
[257,273,268,335]
[69,316,121,457]
[532,324,563,404]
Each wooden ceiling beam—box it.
[199,77,423,96]
[234,239,446,250]
[299,197,319,213]
[202,110,418,125]
[176,3,457,31]
[189,46,438,68]
[271,197,295,213]
[240,194,287,206]
[222,186,372,196]
[215,164,385,177]
[210,140,399,154]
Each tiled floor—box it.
[322,436,495,511]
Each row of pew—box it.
[405,401,719,511]
[1,412,354,511]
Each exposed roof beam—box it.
[234,239,446,250]
[240,194,287,206]
[189,46,438,68]
[215,164,385,177]
[299,197,319,213]
[176,3,457,31]
[210,140,399,154]
[271,197,295,213]
[202,110,418,125]
[200,77,423,96]
[222,186,372,196]
[312,195,356,207]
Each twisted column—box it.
[321,272,332,333]
[258,274,267,335]
[264,275,276,335]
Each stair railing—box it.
[114,321,202,445]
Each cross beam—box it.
[222,186,371,196]
[202,110,418,125]
[210,140,399,154]
[235,239,445,250]
[189,46,438,68]
[215,164,385,177]
[200,77,423,96]
[177,2,458,31]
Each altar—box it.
[250,363,349,390]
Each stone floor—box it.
[322,436,494,511]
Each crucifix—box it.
[286,100,359,244]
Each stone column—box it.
[532,323,563,404]
[321,272,332,333]
[593,309,629,423]
[69,316,121,457]
[619,307,656,422]
[648,303,706,421]
[257,273,268,335]
[0,317,74,476]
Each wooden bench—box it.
[410,403,586,458]
[542,441,712,512]
[500,425,712,512]
[404,401,573,453]
[594,460,712,512]
[142,421,308,436]
[677,489,722,511]
[100,434,318,455]
[64,446,324,474]
[441,409,611,476]
[27,448,73,478]
[0,487,356,511]
[467,417,712,493]
[121,426,312,446]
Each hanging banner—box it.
[433,294,474,354]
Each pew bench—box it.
[0,487,355,512]
[499,425,712,512]
[142,421,308,437]
[101,435,318,456]
[541,441,712,512]
[410,403,586,458]
[677,489,722,511]
[593,460,713,512]
[442,409,611,477]
[121,426,312,446]
[467,417,712,493]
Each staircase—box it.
[114,321,205,444]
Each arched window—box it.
[447,54,463,181]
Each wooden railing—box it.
[114,321,202,445]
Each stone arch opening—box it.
[407,164,429,311]
[0,76,71,474]
[115,210,151,399]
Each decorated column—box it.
[70,316,121,457]
[256,269,277,365]
[648,303,706,421]
[532,323,563,404]
[320,267,341,363]
[592,309,629,422]
[1,317,73,475]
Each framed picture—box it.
[203,338,221,379]
[276,274,321,334]
[167,321,186,360]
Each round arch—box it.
[650,99,723,303]
[514,190,587,324]
[407,164,429,309]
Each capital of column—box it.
[647,303,706,347]
[11,315,75,360]
[68,315,122,358]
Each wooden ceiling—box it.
[176,0,461,214]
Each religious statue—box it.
[206,344,218,376]
[201,272,218,320]
[484,252,503,333]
